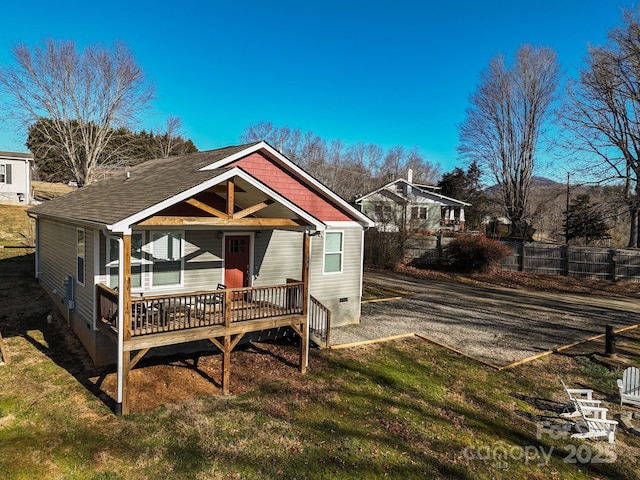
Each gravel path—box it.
[330,272,640,367]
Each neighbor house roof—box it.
[28,141,374,231]
[355,178,471,207]
[0,151,34,160]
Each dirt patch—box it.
[91,339,324,413]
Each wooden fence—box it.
[408,239,640,281]
[500,243,640,281]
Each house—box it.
[355,174,470,233]
[0,151,33,204]
[28,141,375,414]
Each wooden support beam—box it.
[233,199,275,219]
[137,216,304,227]
[129,347,150,370]
[185,198,228,218]
[227,180,235,217]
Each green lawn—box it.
[1,325,639,479]
[0,204,639,479]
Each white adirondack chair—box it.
[617,366,640,407]
[571,400,618,444]
[560,379,602,418]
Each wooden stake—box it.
[0,331,8,364]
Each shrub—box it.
[447,235,511,273]
[364,230,403,269]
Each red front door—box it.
[224,235,250,289]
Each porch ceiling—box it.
[137,176,313,229]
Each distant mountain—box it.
[485,176,561,195]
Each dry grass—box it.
[0,205,34,259]
[393,263,640,299]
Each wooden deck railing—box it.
[96,282,305,337]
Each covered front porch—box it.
[102,174,324,415]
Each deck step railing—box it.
[309,295,331,348]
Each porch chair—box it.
[570,400,618,444]
[560,379,602,418]
[617,366,640,407]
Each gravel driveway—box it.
[330,272,640,367]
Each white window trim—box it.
[0,164,5,183]
[149,231,185,289]
[323,230,344,275]
[106,232,146,292]
[77,228,85,286]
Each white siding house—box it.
[0,151,33,204]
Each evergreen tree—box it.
[564,194,609,245]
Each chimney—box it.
[407,168,413,195]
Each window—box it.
[0,164,10,184]
[107,233,143,289]
[374,204,392,220]
[77,229,85,285]
[324,231,343,274]
[411,206,428,220]
[152,232,183,287]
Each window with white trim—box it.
[324,231,343,274]
[107,233,144,289]
[374,204,393,221]
[0,164,10,184]
[151,232,183,287]
[77,228,85,285]
[411,206,428,220]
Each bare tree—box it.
[147,115,197,159]
[0,39,154,185]
[459,45,561,238]
[558,9,640,247]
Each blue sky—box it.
[0,1,636,176]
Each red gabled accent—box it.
[229,152,353,222]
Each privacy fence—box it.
[499,243,640,281]
[407,236,640,281]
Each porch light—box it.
[255,231,262,238]
[217,231,224,239]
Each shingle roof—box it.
[28,143,259,226]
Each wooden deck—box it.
[96,282,311,350]
[96,281,311,415]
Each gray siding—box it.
[37,218,106,363]
[253,226,364,326]
[183,230,224,290]
[253,230,303,285]
[309,226,363,326]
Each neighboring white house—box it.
[0,151,33,204]
[355,175,471,233]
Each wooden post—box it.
[300,231,311,373]
[224,289,232,327]
[0,331,8,364]
[222,335,231,394]
[605,325,616,356]
[121,234,132,415]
